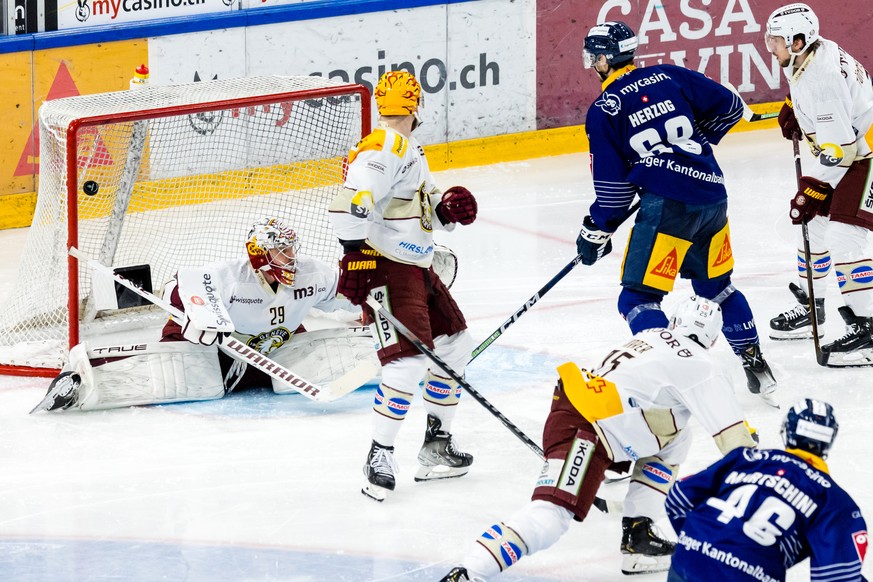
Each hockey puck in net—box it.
[83,181,100,196]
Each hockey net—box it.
[0,75,370,375]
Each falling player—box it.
[31,217,377,412]
[329,70,478,501]
[574,21,779,402]
[439,296,758,580]
[666,399,868,582]
[764,3,873,366]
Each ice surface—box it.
[0,130,870,581]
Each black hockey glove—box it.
[576,215,613,266]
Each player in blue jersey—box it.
[666,399,868,582]
[575,21,778,403]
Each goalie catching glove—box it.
[338,250,377,306]
[435,186,478,225]
[576,215,613,265]
[790,176,832,225]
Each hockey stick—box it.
[69,247,366,402]
[364,294,623,514]
[744,110,779,123]
[365,294,545,460]
[470,201,641,362]
[792,136,826,366]
[724,82,780,123]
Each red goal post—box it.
[0,76,371,376]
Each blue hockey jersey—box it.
[666,447,868,582]
[585,64,743,231]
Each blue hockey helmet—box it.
[781,398,839,459]
[583,21,638,69]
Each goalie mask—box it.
[669,296,723,348]
[246,217,300,287]
[375,70,423,127]
[583,21,638,70]
[781,398,838,459]
[765,3,819,62]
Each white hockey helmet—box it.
[669,296,723,348]
[245,217,300,287]
[765,3,819,55]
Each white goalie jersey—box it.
[168,256,353,354]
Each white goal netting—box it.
[0,75,368,372]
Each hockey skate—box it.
[620,516,675,575]
[414,414,473,482]
[739,344,778,407]
[362,441,398,502]
[439,567,473,582]
[820,306,873,367]
[29,372,81,414]
[769,282,825,340]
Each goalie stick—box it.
[69,247,370,402]
[364,294,623,514]
[470,201,641,362]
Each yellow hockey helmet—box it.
[374,71,422,117]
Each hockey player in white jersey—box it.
[765,3,873,365]
[440,297,758,580]
[31,217,378,412]
[329,70,478,501]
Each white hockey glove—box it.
[175,267,235,345]
[181,311,229,346]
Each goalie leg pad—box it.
[76,342,224,410]
[269,327,380,393]
[475,522,529,572]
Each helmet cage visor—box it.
[246,219,300,287]
[262,246,299,287]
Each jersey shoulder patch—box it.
[348,128,407,164]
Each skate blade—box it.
[769,329,824,341]
[822,348,873,368]
[759,391,781,409]
[620,553,672,575]
[29,394,56,415]
[414,464,470,482]
[361,483,390,502]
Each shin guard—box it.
[475,522,529,572]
